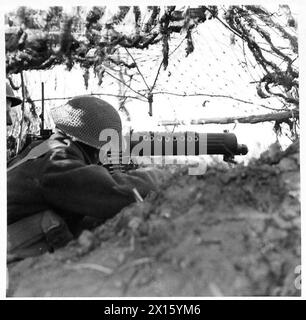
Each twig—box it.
[151,59,164,92]
[125,48,150,91]
[191,109,298,125]
[67,263,113,275]
[30,92,147,103]
[17,71,25,154]
[118,257,152,272]
[207,8,244,41]
[104,69,147,99]
[152,91,282,111]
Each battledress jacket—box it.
[7,130,160,226]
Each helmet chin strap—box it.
[70,138,99,163]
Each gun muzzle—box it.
[205,133,248,156]
[236,144,248,156]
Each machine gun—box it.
[103,130,248,174]
[20,83,248,171]
[128,130,248,161]
[21,129,248,175]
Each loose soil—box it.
[7,141,300,297]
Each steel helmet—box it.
[51,95,122,149]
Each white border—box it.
[0,0,305,300]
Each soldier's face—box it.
[6,99,13,126]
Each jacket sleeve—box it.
[40,146,158,219]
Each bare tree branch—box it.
[191,109,298,125]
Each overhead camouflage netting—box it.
[6,5,299,159]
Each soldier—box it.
[6,81,22,125]
[7,95,163,262]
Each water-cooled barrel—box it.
[126,132,248,156]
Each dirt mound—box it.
[7,141,300,297]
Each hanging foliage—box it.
[6,6,217,75]
[5,4,298,117]
[223,5,298,107]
